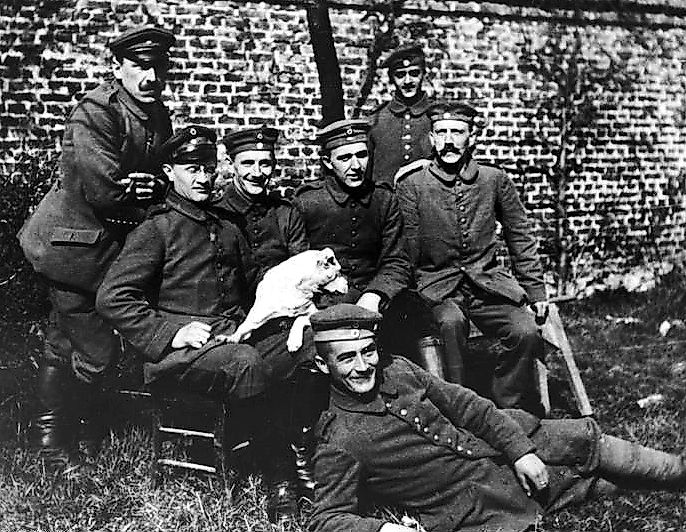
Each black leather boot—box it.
[598,435,686,491]
[34,362,81,473]
[74,380,107,459]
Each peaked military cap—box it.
[109,26,175,65]
[381,44,425,71]
[159,126,217,164]
[317,119,371,151]
[311,303,382,343]
[428,101,479,124]
[223,126,279,155]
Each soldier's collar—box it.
[218,183,256,215]
[167,190,210,222]
[388,93,431,117]
[428,156,479,184]
[324,173,373,206]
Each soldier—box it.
[218,126,309,270]
[396,101,548,415]
[17,26,175,470]
[368,44,434,185]
[308,304,686,532]
[293,118,411,314]
[96,126,314,522]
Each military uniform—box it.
[368,94,433,185]
[396,102,545,412]
[17,26,175,469]
[294,176,410,308]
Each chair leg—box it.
[214,401,227,490]
[151,401,163,488]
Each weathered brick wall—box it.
[2,0,686,294]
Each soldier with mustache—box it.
[17,26,175,472]
[396,102,549,416]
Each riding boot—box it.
[416,336,447,381]
[598,435,686,491]
[74,380,107,459]
[34,362,80,473]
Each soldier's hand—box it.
[171,322,212,349]
[513,453,549,497]
[529,301,550,326]
[379,523,418,532]
[356,292,382,313]
[124,172,157,201]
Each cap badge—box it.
[256,142,264,149]
[257,132,263,140]
[403,59,410,66]
[350,329,360,339]
[190,127,197,136]
[346,127,353,136]
[443,112,451,119]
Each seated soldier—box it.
[308,304,686,532]
[396,101,549,415]
[96,126,313,522]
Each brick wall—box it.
[2,0,686,295]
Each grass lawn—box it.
[0,276,685,531]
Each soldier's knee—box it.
[434,301,468,333]
[217,345,270,400]
[504,312,540,346]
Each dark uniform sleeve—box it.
[394,178,420,266]
[96,219,181,361]
[283,203,310,257]
[495,172,546,303]
[365,190,412,301]
[309,441,386,532]
[409,360,537,463]
[63,98,132,214]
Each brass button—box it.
[414,417,420,423]
[433,434,439,441]
[423,427,429,433]
[400,409,408,416]
[457,445,463,451]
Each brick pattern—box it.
[2,1,686,294]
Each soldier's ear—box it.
[313,354,331,375]
[321,154,333,172]
[428,130,437,149]
[161,163,175,182]
[112,57,123,80]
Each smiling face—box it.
[391,64,425,100]
[113,57,168,104]
[231,149,275,196]
[429,118,472,166]
[322,141,369,188]
[163,159,217,203]
[315,337,379,395]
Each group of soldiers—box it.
[18,25,686,531]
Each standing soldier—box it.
[396,101,548,415]
[218,126,309,270]
[368,44,434,185]
[17,26,175,470]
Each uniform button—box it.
[447,438,452,444]
[402,134,411,140]
[400,409,408,416]
[352,216,358,222]
[351,265,357,270]
[351,242,357,247]
[459,205,465,211]
[404,113,410,119]
[404,144,411,150]
[423,427,429,433]
[433,434,439,441]
[351,230,357,236]
[414,417,420,423]
[404,154,410,160]
[459,266,466,272]
[457,445,463,451]
[405,124,411,130]
[466,450,473,455]
[460,217,466,223]
[462,243,468,248]
[385,402,391,408]
[350,202,357,208]
[252,242,258,247]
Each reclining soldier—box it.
[308,304,686,532]
[96,126,314,522]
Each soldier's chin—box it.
[439,151,461,165]
[399,87,419,99]
[243,181,265,195]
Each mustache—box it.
[139,81,161,92]
[439,143,460,154]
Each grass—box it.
[1,274,686,531]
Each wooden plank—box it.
[540,303,594,416]
[535,359,551,416]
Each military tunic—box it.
[217,184,309,270]
[97,191,313,392]
[17,79,172,382]
[309,356,602,532]
[293,174,411,307]
[367,94,433,185]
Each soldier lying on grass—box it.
[307,303,686,532]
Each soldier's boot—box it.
[74,380,107,459]
[291,425,316,499]
[34,362,81,474]
[416,335,448,381]
[598,435,686,491]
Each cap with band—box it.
[381,44,425,71]
[316,119,371,151]
[223,126,279,155]
[159,126,217,164]
[427,101,479,124]
[109,26,175,66]
[310,303,382,343]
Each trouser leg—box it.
[597,435,686,491]
[468,293,544,415]
[433,299,469,383]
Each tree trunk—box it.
[306,0,345,124]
